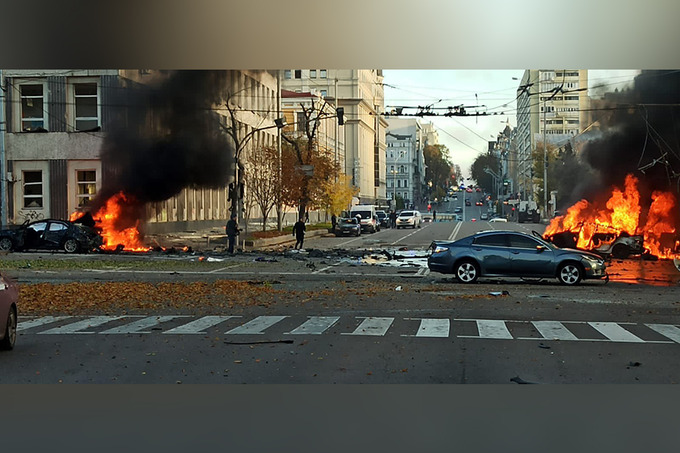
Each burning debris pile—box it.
[71,71,236,252]
[545,174,679,259]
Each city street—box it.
[2,195,679,384]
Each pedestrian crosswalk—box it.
[15,314,680,345]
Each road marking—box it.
[100,316,188,334]
[403,318,449,337]
[645,324,680,343]
[39,316,128,334]
[531,321,579,341]
[448,221,463,241]
[208,265,243,274]
[163,316,238,334]
[286,316,340,335]
[225,316,288,334]
[342,317,394,336]
[415,266,430,277]
[391,224,429,245]
[460,320,514,339]
[588,322,645,342]
[17,316,73,332]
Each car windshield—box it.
[340,218,358,225]
[399,211,414,217]
[350,211,371,220]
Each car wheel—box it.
[611,244,630,259]
[557,262,582,285]
[0,237,13,252]
[0,307,17,351]
[454,260,479,283]
[63,238,80,253]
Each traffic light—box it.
[336,107,344,125]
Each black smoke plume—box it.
[87,71,236,230]
[558,70,680,210]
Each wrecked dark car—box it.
[0,219,103,253]
[542,230,644,259]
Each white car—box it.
[489,217,507,222]
[396,210,422,229]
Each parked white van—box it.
[349,205,379,233]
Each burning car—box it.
[0,219,103,253]
[543,228,644,259]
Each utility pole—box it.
[0,70,7,227]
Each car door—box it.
[24,221,48,249]
[471,233,512,275]
[43,221,69,249]
[507,233,555,276]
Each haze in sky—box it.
[382,70,640,180]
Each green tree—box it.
[424,144,453,195]
[470,153,499,194]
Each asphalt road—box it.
[2,196,680,384]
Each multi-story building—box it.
[281,69,387,205]
[515,69,590,203]
[384,118,426,208]
[0,70,280,234]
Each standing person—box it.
[331,214,337,230]
[292,217,306,250]
[226,213,240,254]
[390,210,397,228]
[433,210,437,222]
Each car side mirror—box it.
[536,245,547,252]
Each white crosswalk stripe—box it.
[588,322,645,343]
[531,321,579,341]
[286,316,340,335]
[163,316,238,334]
[39,316,129,334]
[645,324,680,343]
[17,316,73,332]
[225,316,288,335]
[403,318,450,338]
[468,320,513,339]
[342,317,394,336]
[100,316,189,334]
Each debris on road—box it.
[510,376,537,384]
[489,291,510,296]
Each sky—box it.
[382,70,640,180]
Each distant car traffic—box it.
[375,210,389,228]
[480,213,488,220]
[396,210,421,229]
[428,230,607,285]
[333,217,361,237]
[0,271,18,351]
[489,217,507,223]
[454,207,463,213]
[0,219,103,253]
[475,201,483,206]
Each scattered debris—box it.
[254,256,278,262]
[510,376,537,384]
[489,291,510,296]
[395,286,402,291]
[538,343,551,349]
[627,361,642,368]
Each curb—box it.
[245,229,331,249]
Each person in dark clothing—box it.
[389,210,397,228]
[226,213,241,254]
[331,214,337,229]
[292,217,306,249]
[433,210,437,222]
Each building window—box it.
[20,84,45,131]
[294,70,302,79]
[284,70,292,79]
[76,170,97,207]
[22,170,44,208]
[397,180,401,188]
[296,112,307,131]
[320,90,327,97]
[73,82,100,131]
[404,179,408,188]
[310,70,317,78]
[320,70,327,79]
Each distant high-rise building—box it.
[515,69,590,201]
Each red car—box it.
[0,271,18,350]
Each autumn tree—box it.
[243,145,280,231]
[321,174,359,216]
[280,99,340,218]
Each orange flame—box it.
[71,192,150,252]
[545,174,678,259]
